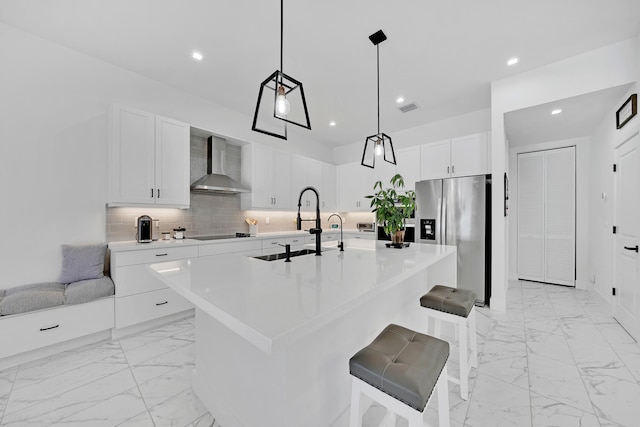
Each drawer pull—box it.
[155,301,169,306]
[155,253,168,257]
[40,324,60,332]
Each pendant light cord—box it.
[376,44,380,135]
[280,0,284,74]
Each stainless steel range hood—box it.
[190,136,249,194]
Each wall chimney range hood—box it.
[190,136,250,194]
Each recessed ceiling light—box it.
[192,51,203,61]
[551,109,562,115]
[329,121,336,127]
[396,97,405,103]
[507,57,519,66]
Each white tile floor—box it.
[0,280,638,426]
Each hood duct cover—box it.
[190,136,250,194]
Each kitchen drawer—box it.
[114,263,171,297]
[261,237,293,254]
[198,240,262,257]
[322,234,338,242]
[112,245,198,267]
[344,232,376,240]
[115,288,193,329]
[0,298,114,359]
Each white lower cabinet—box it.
[343,232,376,241]
[111,245,198,331]
[0,298,114,360]
[115,288,193,329]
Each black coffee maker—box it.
[136,215,152,243]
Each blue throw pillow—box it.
[58,243,107,284]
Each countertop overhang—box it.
[150,239,456,354]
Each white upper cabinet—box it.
[321,162,337,212]
[450,133,489,177]
[420,133,490,180]
[291,155,337,212]
[395,146,421,192]
[420,139,451,181]
[108,105,190,208]
[241,144,291,210]
[337,162,375,212]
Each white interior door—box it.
[517,152,545,281]
[614,133,640,340]
[517,147,575,285]
[545,147,575,286]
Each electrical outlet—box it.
[265,216,270,224]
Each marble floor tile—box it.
[138,365,194,408]
[530,392,599,427]
[464,372,532,427]
[130,342,195,385]
[148,388,208,427]
[526,329,574,364]
[49,387,148,427]
[1,283,637,427]
[527,353,593,413]
[582,374,640,426]
[1,368,137,426]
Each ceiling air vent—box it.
[399,102,418,113]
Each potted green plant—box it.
[366,174,416,245]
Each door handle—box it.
[624,245,639,253]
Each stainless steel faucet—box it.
[328,213,344,251]
[296,186,322,256]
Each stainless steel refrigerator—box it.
[415,175,491,305]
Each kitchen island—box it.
[150,239,456,427]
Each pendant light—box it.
[361,30,396,168]
[252,0,311,140]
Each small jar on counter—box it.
[162,232,171,240]
[173,227,186,239]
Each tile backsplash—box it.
[106,135,374,241]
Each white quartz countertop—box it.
[108,229,364,252]
[150,239,456,354]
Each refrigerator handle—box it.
[441,197,447,244]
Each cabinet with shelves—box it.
[108,105,190,208]
[241,144,291,210]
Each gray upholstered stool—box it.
[420,285,478,400]
[349,324,450,427]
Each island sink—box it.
[252,248,325,262]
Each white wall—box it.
[0,23,333,287]
[508,137,591,288]
[588,85,639,303]
[490,37,638,310]
[332,108,491,165]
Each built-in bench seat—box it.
[0,243,116,368]
[0,277,114,316]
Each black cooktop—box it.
[193,233,251,241]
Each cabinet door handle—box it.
[447,166,450,174]
[157,189,160,198]
[155,301,168,306]
[624,245,639,253]
[40,324,60,332]
[155,253,168,257]
[151,188,154,198]
[452,165,455,174]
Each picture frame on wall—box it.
[616,93,637,129]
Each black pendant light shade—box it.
[361,29,396,168]
[361,132,396,168]
[252,0,311,140]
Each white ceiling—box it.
[505,84,634,147]
[1,0,639,147]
